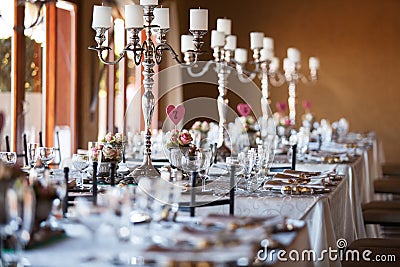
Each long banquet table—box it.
[190,135,382,267]
[19,134,382,267]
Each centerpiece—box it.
[166,130,197,168]
[96,132,125,176]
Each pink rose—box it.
[102,146,120,161]
[178,131,193,146]
[105,132,113,142]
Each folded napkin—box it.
[201,214,276,229]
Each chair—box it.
[341,238,400,267]
[179,164,235,217]
[373,177,400,195]
[270,144,297,172]
[362,178,400,236]
[382,163,400,177]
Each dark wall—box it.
[175,0,400,164]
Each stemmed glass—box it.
[5,184,35,266]
[181,149,214,192]
[238,150,255,192]
[43,174,67,229]
[0,152,17,166]
[198,148,214,192]
[72,154,89,190]
[27,143,39,168]
[35,147,55,169]
[75,196,110,262]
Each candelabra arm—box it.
[95,49,127,65]
[299,71,318,84]
[186,60,213,77]
[155,43,185,65]
[237,70,257,83]
[234,62,260,83]
[269,71,286,87]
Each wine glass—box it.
[180,149,209,193]
[35,147,55,169]
[72,154,89,189]
[5,184,35,266]
[43,173,67,229]
[0,152,17,166]
[27,143,39,168]
[75,196,110,262]
[198,148,214,192]
[238,150,255,192]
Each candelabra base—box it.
[216,143,231,162]
[128,159,160,183]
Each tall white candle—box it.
[125,5,143,29]
[189,9,208,31]
[283,58,295,72]
[309,57,320,69]
[287,47,301,63]
[224,35,237,51]
[260,48,274,61]
[92,5,112,28]
[153,7,169,29]
[263,37,274,50]
[140,0,158,6]
[181,34,194,52]
[211,30,225,48]
[270,57,280,72]
[235,48,248,64]
[216,18,231,35]
[250,32,264,49]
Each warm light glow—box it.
[0,0,13,39]
[114,19,125,56]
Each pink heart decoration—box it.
[237,103,251,117]
[166,104,185,125]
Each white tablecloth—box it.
[193,153,375,267]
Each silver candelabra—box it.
[89,3,207,179]
[235,44,319,126]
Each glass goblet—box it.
[43,175,67,229]
[75,197,109,262]
[36,147,55,169]
[72,154,89,190]
[27,143,39,168]
[239,151,255,192]
[0,152,17,166]
[198,148,213,192]
[5,185,35,267]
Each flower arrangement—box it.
[191,121,210,133]
[273,102,291,126]
[100,132,125,162]
[301,100,315,130]
[238,115,258,133]
[167,129,193,148]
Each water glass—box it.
[72,154,89,189]
[27,143,39,168]
[0,152,17,166]
[35,147,55,168]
